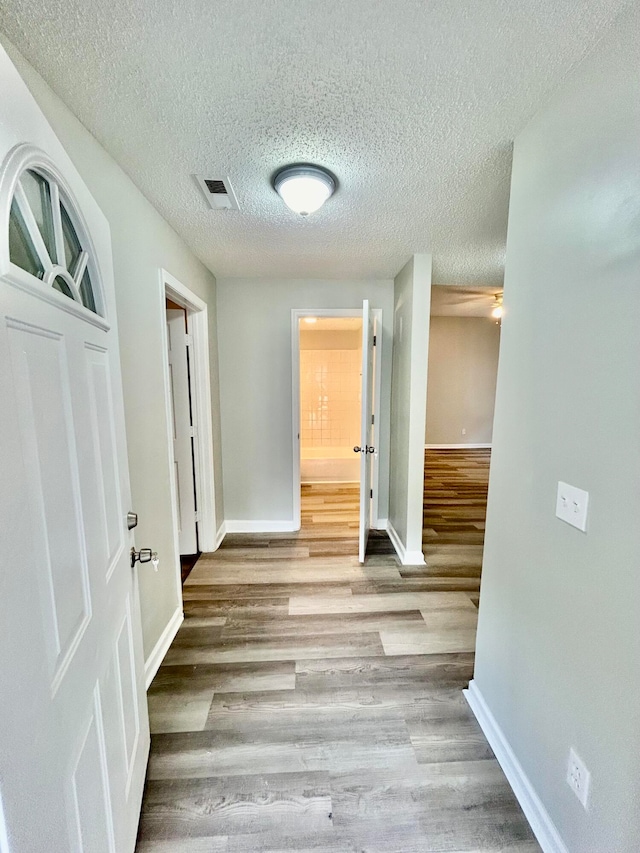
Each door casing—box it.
[158,272,218,617]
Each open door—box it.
[0,48,149,852]
[166,307,198,555]
[358,299,377,563]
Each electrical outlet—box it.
[461,427,467,436]
[566,748,590,809]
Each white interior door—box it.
[0,47,149,853]
[358,299,377,563]
[166,308,198,554]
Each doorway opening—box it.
[291,305,382,562]
[423,284,502,608]
[299,315,362,542]
[300,316,362,484]
[160,269,218,590]
[166,297,199,581]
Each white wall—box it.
[388,255,431,563]
[5,41,224,667]
[425,316,500,445]
[473,5,640,851]
[217,278,394,527]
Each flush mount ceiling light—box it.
[273,164,336,216]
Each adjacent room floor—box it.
[137,449,540,851]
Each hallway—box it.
[137,450,538,851]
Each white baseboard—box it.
[386,520,405,562]
[425,443,492,449]
[213,521,226,551]
[144,606,183,689]
[224,519,298,533]
[386,520,426,566]
[464,680,569,853]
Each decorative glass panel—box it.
[21,169,55,262]
[7,164,100,316]
[79,269,96,313]
[60,202,82,272]
[52,275,74,300]
[9,199,44,279]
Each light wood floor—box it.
[137,450,540,852]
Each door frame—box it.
[159,269,218,571]
[291,307,383,531]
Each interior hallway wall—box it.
[473,5,640,850]
[5,41,225,669]
[425,316,500,445]
[217,279,394,527]
[388,254,431,563]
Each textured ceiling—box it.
[431,285,502,318]
[0,0,630,283]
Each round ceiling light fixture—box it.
[273,164,336,216]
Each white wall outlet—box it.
[556,481,589,531]
[566,747,590,809]
[461,427,467,436]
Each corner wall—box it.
[388,255,431,563]
[472,5,640,850]
[5,42,224,667]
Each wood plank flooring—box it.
[137,450,540,852]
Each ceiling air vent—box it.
[194,174,239,210]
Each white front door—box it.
[166,308,198,554]
[0,49,149,852]
[358,299,377,563]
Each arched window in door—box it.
[5,151,101,315]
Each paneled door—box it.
[358,299,377,563]
[0,48,149,853]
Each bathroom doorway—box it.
[291,306,382,557]
[300,315,362,483]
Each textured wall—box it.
[474,5,640,850]
[425,317,500,445]
[6,42,224,665]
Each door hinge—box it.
[185,333,193,347]
[370,489,373,499]
[373,335,377,346]
[371,414,374,425]
[194,511,200,522]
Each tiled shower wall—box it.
[300,348,361,450]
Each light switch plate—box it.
[556,481,589,532]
